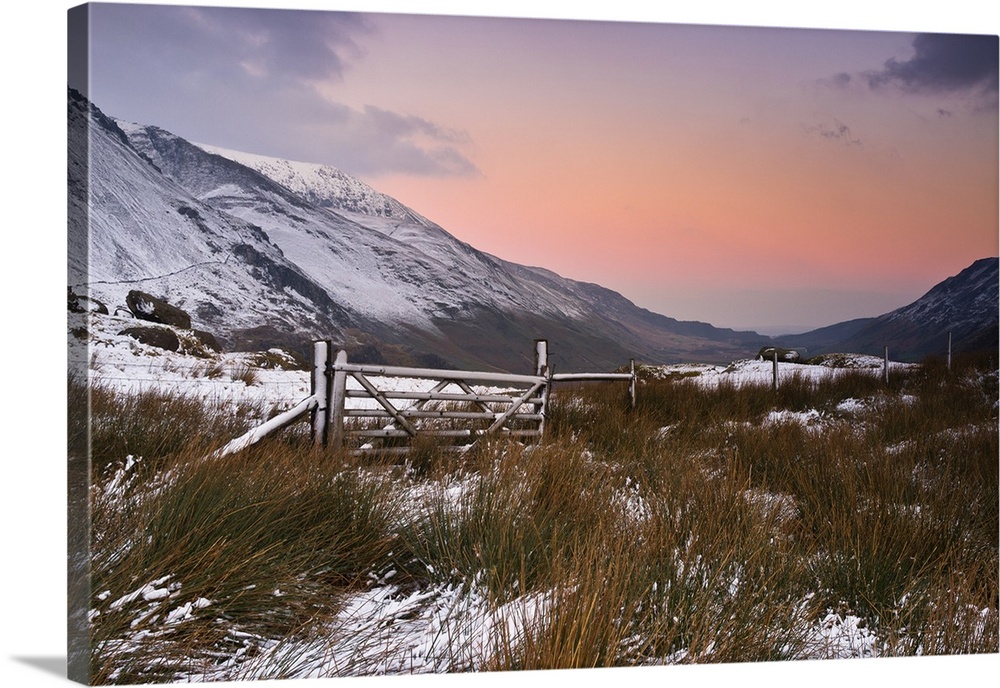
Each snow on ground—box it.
[211,580,551,680]
[71,311,310,412]
[643,356,915,389]
[764,408,823,428]
[74,311,926,676]
[73,310,517,424]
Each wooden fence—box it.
[213,339,635,459]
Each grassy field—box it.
[74,352,999,682]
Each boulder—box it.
[191,329,222,353]
[757,346,802,363]
[67,288,108,314]
[119,326,181,352]
[248,348,308,370]
[126,290,191,330]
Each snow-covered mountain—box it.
[69,87,767,371]
[194,143,432,226]
[784,258,999,361]
[68,88,362,354]
[68,88,997,370]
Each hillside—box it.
[69,87,766,372]
[70,88,995,370]
[782,258,998,361]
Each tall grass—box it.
[391,438,618,603]
[543,356,997,660]
[80,352,998,682]
[83,378,406,683]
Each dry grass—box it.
[76,352,999,682]
[88,441,403,684]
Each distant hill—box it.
[782,258,998,361]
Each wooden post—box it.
[772,350,779,392]
[330,350,348,450]
[534,339,549,376]
[883,346,889,385]
[534,339,550,440]
[311,340,331,447]
[629,358,636,409]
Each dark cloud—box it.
[86,5,370,91]
[828,72,854,89]
[807,120,863,147]
[84,5,479,179]
[865,33,998,95]
[363,107,472,146]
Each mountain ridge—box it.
[69,88,995,371]
[71,88,768,371]
[782,258,998,361]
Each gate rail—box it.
[213,339,635,458]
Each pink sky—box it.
[82,1,999,333]
[344,15,997,331]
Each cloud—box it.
[825,72,854,89]
[863,33,998,97]
[806,119,863,147]
[85,5,479,179]
[178,92,481,179]
[87,5,370,91]
[353,106,480,177]
[279,103,480,178]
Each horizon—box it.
[70,2,999,334]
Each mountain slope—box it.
[70,91,763,371]
[72,89,996,371]
[194,143,433,226]
[784,258,998,361]
[69,88,360,353]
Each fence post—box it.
[772,350,779,391]
[534,339,549,377]
[534,339,550,440]
[883,346,889,385]
[311,340,331,447]
[330,350,348,450]
[629,358,636,409]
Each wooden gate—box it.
[213,339,634,459]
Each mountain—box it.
[194,143,431,226]
[782,258,999,361]
[69,88,767,372]
[68,88,361,354]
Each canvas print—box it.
[67,2,999,684]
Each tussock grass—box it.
[82,377,257,473]
[543,354,997,660]
[89,442,403,684]
[230,362,259,386]
[80,351,998,681]
[392,439,617,602]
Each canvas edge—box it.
[67,3,92,685]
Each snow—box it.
[218,581,551,679]
[194,142,427,225]
[811,612,878,659]
[836,398,866,414]
[74,313,970,680]
[764,408,822,427]
[644,356,917,388]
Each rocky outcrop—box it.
[191,329,222,353]
[68,288,108,314]
[756,346,803,363]
[118,326,181,352]
[126,290,191,329]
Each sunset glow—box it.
[78,1,999,333]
